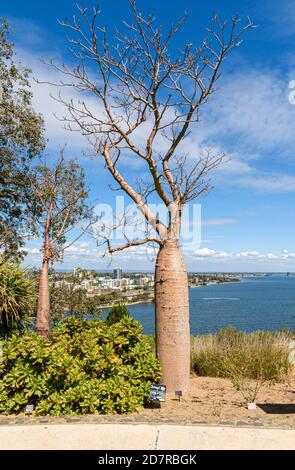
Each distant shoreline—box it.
[189,279,241,288]
[100,297,154,309]
[100,280,242,308]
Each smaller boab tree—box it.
[30,149,92,339]
[44,1,254,391]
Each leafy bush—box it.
[191,326,292,381]
[0,317,160,415]
[106,303,130,325]
[49,282,102,321]
[0,257,35,334]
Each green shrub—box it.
[0,317,160,415]
[49,282,102,321]
[0,257,35,334]
[191,326,292,381]
[106,303,130,326]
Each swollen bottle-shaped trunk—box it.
[155,239,190,394]
[36,259,51,339]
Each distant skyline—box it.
[3,0,295,271]
[40,268,295,274]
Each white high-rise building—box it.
[113,268,123,280]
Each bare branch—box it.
[42,2,254,248]
[106,236,162,254]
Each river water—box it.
[126,275,295,335]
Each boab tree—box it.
[45,1,254,391]
[30,150,92,338]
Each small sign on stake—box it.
[175,390,183,401]
[247,402,257,410]
[150,384,166,403]
[25,405,34,415]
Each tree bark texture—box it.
[36,259,50,339]
[155,239,190,394]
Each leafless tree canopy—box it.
[42,0,254,251]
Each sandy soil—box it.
[139,374,295,423]
[1,374,294,426]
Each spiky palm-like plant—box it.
[0,257,35,332]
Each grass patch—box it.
[191,326,293,381]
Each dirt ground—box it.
[139,375,295,424]
[1,374,294,426]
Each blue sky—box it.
[3,0,295,271]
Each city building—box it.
[113,268,123,280]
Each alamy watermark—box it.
[94,197,202,249]
[289,80,295,104]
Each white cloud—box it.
[282,250,295,259]
[26,247,41,254]
[24,240,295,271]
[12,18,295,198]
[235,174,295,193]
[193,247,295,262]
[202,218,238,226]
[196,67,295,155]
[194,248,216,257]
[79,242,91,248]
[183,67,295,193]
[15,48,107,154]
[182,218,238,231]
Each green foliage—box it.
[0,317,160,415]
[106,304,130,326]
[49,281,102,321]
[191,326,292,381]
[30,151,92,263]
[0,257,35,334]
[0,19,45,259]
